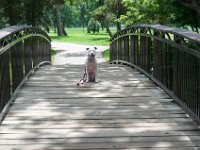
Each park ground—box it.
[49,27,113,64]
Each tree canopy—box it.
[0,0,199,34]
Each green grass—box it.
[49,27,116,46]
[102,49,110,62]
[51,49,55,62]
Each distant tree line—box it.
[0,0,199,37]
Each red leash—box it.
[76,66,87,86]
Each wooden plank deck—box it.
[0,63,200,150]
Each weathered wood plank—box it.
[1,125,199,135]
[2,121,195,127]
[2,118,195,125]
[14,97,174,103]
[20,86,161,91]
[0,64,200,149]
[0,142,199,150]
[0,136,200,144]
[8,106,185,112]
[0,146,198,150]
[16,91,170,98]
[24,82,157,88]
[1,130,200,139]
[4,114,189,120]
[0,124,198,131]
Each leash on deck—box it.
[76,66,87,86]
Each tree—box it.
[121,0,175,25]
[55,5,64,35]
[104,0,127,31]
[61,2,79,28]
[0,8,7,28]
[77,1,87,33]
[172,0,200,32]
[92,6,115,37]
[0,0,68,34]
[0,0,24,25]
[177,0,200,16]
[87,18,100,33]
[53,0,67,36]
[120,0,200,32]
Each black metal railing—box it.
[110,24,200,124]
[0,25,51,118]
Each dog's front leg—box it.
[95,66,99,83]
[86,66,89,82]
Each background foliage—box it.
[0,0,199,34]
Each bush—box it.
[87,18,100,34]
[102,49,110,62]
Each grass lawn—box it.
[49,27,116,46]
[102,49,110,61]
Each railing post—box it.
[24,38,33,75]
[38,39,43,62]
[117,38,123,60]
[109,44,113,61]
[32,37,39,66]
[10,41,24,92]
[43,40,47,61]
[46,41,51,62]
[153,32,161,80]
[173,36,183,99]
[166,44,174,91]
[112,40,118,61]
[130,35,138,65]
[123,36,129,62]
[140,35,152,73]
[0,52,11,112]
[198,61,200,118]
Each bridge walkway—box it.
[0,62,200,149]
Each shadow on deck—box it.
[0,63,200,149]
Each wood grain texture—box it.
[1,63,200,150]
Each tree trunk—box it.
[116,14,121,32]
[53,15,57,33]
[31,5,37,26]
[62,24,67,36]
[55,5,64,36]
[116,22,121,32]
[105,25,113,38]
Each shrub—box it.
[87,18,100,34]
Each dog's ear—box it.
[94,47,97,50]
[86,48,89,50]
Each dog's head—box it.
[86,47,97,61]
[86,47,97,57]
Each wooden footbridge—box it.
[0,25,200,149]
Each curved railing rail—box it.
[0,25,51,120]
[110,24,200,124]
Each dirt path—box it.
[51,42,109,65]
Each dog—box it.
[76,47,99,86]
[85,47,99,83]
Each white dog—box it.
[85,47,99,83]
[76,47,99,86]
